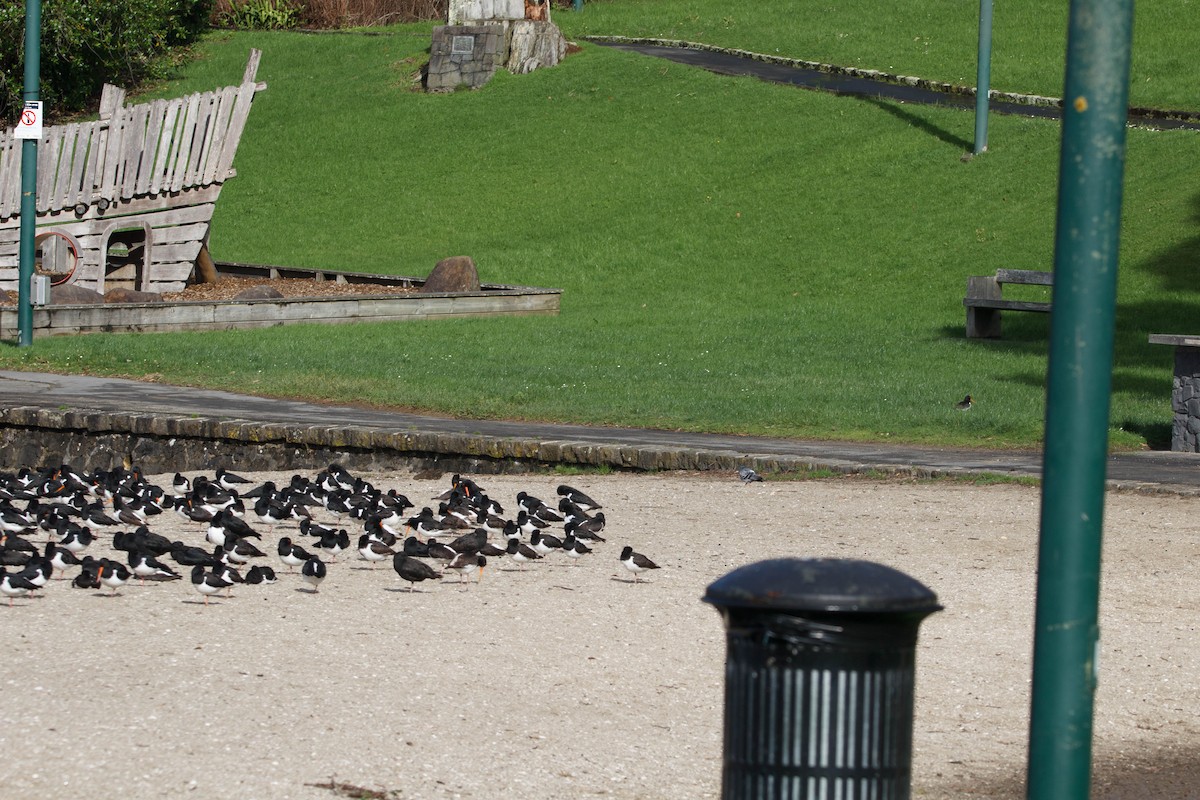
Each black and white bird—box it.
[215,468,253,492]
[312,529,351,563]
[505,536,542,570]
[128,551,182,585]
[94,558,131,595]
[0,567,38,606]
[444,553,486,586]
[300,556,327,593]
[357,534,395,568]
[737,466,764,483]
[245,565,277,585]
[561,533,592,565]
[619,546,661,582]
[564,516,606,543]
[44,541,81,579]
[277,537,313,573]
[955,394,974,411]
[556,484,601,512]
[530,530,563,558]
[191,565,226,605]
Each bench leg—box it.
[965,276,1003,338]
[966,306,1002,338]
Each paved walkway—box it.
[0,370,1197,493]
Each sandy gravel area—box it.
[1,469,1197,799]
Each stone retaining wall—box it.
[0,406,949,481]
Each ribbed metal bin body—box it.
[720,611,920,800]
[703,559,941,800]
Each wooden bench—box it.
[963,269,1053,338]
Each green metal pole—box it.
[17,0,41,347]
[973,0,993,154]
[1027,0,1134,798]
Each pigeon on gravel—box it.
[737,466,764,483]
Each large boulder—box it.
[50,284,104,305]
[105,287,163,304]
[233,285,285,301]
[420,256,481,294]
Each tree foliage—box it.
[0,0,213,124]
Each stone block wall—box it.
[1172,347,1200,451]
[426,25,508,92]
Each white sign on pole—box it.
[14,101,43,140]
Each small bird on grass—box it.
[955,394,973,411]
[619,546,660,583]
[737,466,764,483]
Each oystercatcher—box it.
[530,530,563,558]
[312,529,350,563]
[277,536,314,572]
[564,516,606,543]
[0,567,37,606]
[44,541,81,579]
[392,553,441,591]
[556,484,602,512]
[447,528,487,555]
[215,468,253,492]
[357,534,395,568]
[245,565,277,585]
[619,546,661,582]
[94,558,132,594]
[505,536,542,570]
[191,565,226,605]
[301,556,327,593]
[561,533,592,565]
[444,553,486,586]
[128,551,182,585]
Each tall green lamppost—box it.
[1027,0,1135,797]
[16,0,42,347]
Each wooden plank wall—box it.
[0,49,264,293]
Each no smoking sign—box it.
[14,100,43,139]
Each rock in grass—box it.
[420,256,480,294]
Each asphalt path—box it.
[594,40,1200,131]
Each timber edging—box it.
[0,259,562,337]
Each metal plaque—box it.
[451,35,475,55]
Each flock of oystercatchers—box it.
[0,463,662,606]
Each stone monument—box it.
[426,0,568,91]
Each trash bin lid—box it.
[703,557,940,615]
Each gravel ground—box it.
[1,469,1198,799]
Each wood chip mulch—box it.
[162,277,421,302]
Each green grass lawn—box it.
[3,11,1197,451]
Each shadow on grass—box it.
[859,96,973,151]
[1141,191,1200,294]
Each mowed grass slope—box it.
[562,0,1200,111]
[3,23,1198,450]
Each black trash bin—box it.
[703,558,941,800]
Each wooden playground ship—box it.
[0,49,265,295]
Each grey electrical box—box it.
[31,274,50,306]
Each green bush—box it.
[218,0,299,30]
[0,0,213,124]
